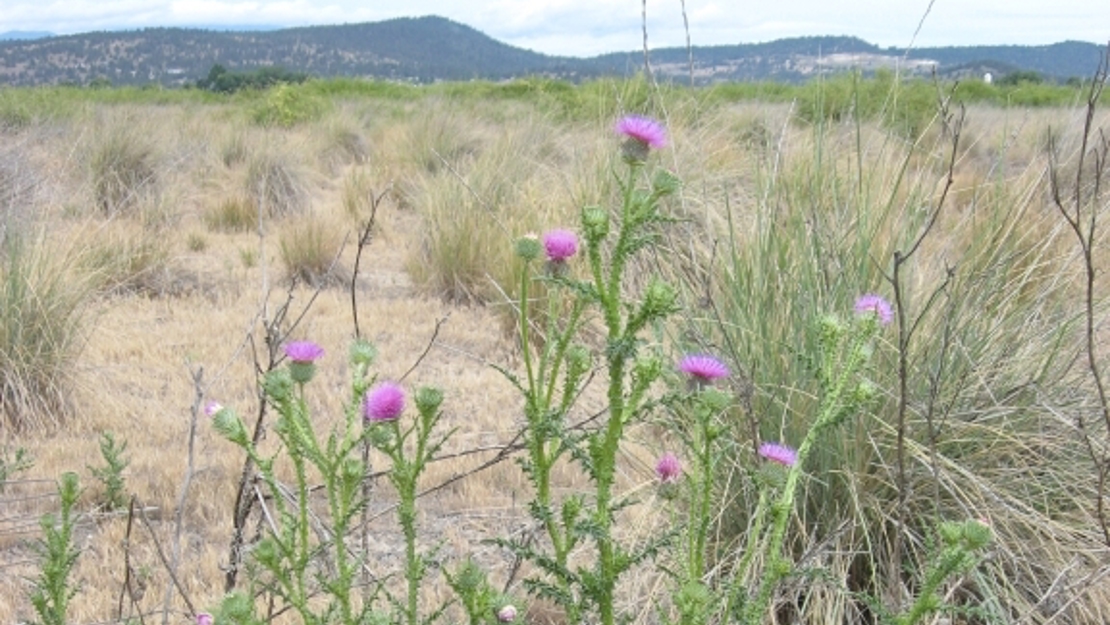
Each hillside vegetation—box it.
[0,16,1105,87]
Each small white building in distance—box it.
[983,72,993,84]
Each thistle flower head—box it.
[655,452,682,483]
[679,354,730,384]
[542,229,579,262]
[616,115,667,150]
[854,294,894,326]
[284,340,325,363]
[758,442,798,467]
[364,381,405,422]
[196,613,214,625]
[204,401,224,418]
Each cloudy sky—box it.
[2,0,1107,56]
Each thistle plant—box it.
[499,114,681,625]
[662,355,733,625]
[364,382,452,625]
[729,295,891,624]
[88,430,129,511]
[209,337,451,625]
[27,472,82,625]
[209,339,393,625]
[0,445,33,493]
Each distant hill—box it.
[0,16,1104,87]
[0,30,54,41]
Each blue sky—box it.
[2,0,1107,56]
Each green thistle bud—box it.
[633,354,663,385]
[415,386,444,414]
[288,361,316,385]
[212,407,250,447]
[652,169,682,196]
[817,313,846,348]
[698,388,731,413]
[938,521,963,546]
[963,518,993,549]
[854,379,877,405]
[349,340,378,367]
[581,206,610,243]
[263,369,295,403]
[514,234,542,261]
[641,279,678,319]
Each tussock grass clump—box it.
[341,167,376,220]
[204,195,260,232]
[405,113,586,304]
[79,224,175,296]
[245,152,311,218]
[318,120,370,172]
[278,215,346,287]
[0,236,90,431]
[680,99,1108,621]
[219,132,250,168]
[0,140,42,238]
[88,126,159,215]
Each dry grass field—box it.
[1,79,1110,624]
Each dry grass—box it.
[0,87,1107,625]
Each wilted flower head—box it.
[542,229,579,262]
[364,381,405,422]
[496,605,518,622]
[284,340,325,363]
[616,115,667,150]
[758,442,798,467]
[655,452,682,483]
[196,614,214,625]
[679,354,730,386]
[854,294,894,326]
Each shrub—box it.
[251,83,325,128]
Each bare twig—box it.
[640,0,654,83]
[883,92,965,610]
[679,0,694,86]
[1048,42,1110,546]
[350,185,389,339]
[399,315,451,383]
[162,366,203,624]
[135,501,196,617]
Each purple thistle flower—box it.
[204,401,223,418]
[542,229,579,262]
[284,340,325,363]
[616,115,667,150]
[758,442,798,467]
[364,381,405,422]
[196,614,214,625]
[679,354,730,383]
[496,605,518,622]
[655,452,682,483]
[854,294,894,326]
